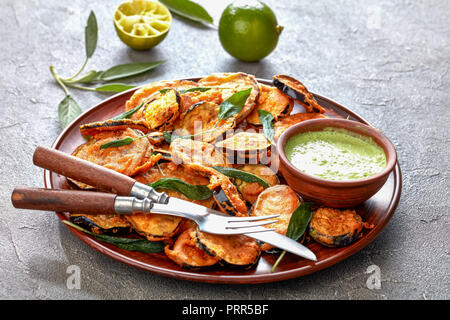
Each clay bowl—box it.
[277,118,397,207]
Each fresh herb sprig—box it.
[50,10,165,129]
[257,110,275,145]
[218,88,252,120]
[99,133,151,149]
[212,166,270,188]
[63,220,165,253]
[271,202,313,272]
[112,101,146,120]
[149,178,213,200]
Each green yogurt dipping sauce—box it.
[285,127,387,181]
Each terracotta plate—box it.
[45,77,402,284]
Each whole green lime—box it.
[218,0,283,62]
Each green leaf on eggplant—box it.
[112,101,145,120]
[218,88,252,120]
[272,202,313,271]
[285,202,313,241]
[178,87,212,94]
[149,178,212,200]
[212,166,270,188]
[99,137,134,149]
[63,221,165,253]
[257,109,275,144]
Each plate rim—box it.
[44,77,402,284]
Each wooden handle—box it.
[11,187,117,215]
[33,146,135,196]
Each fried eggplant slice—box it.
[125,79,198,119]
[173,101,234,143]
[142,88,181,131]
[273,75,326,113]
[273,112,327,140]
[215,132,271,164]
[246,84,294,125]
[170,138,226,167]
[165,222,220,269]
[194,227,261,269]
[250,185,301,251]
[69,213,132,235]
[133,147,162,175]
[234,164,279,204]
[309,207,374,247]
[198,72,260,124]
[179,88,224,114]
[186,163,248,217]
[79,119,149,137]
[70,128,151,189]
[125,213,182,241]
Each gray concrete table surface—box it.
[1,0,448,300]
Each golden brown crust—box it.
[173,101,234,143]
[125,213,182,241]
[309,207,374,247]
[251,185,300,251]
[165,223,220,268]
[183,163,248,216]
[246,84,294,125]
[72,128,150,177]
[79,119,150,137]
[142,89,181,131]
[170,138,226,167]
[215,132,270,152]
[125,80,198,117]
[195,228,261,267]
[234,164,279,204]
[70,213,132,234]
[179,89,224,115]
[310,208,363,237]
[198,72,260,124]
[273,75,326,113]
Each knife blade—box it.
[245,230,317,261]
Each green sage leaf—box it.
[99,137,134,149]
[95,83,136,93]
[160,0,214,25]
[257,109,275,144]
[212,166,270,188]
[112,101,145,120]
[149,178,212,200]
[178,87,212,94]
[58,95,82,129]
[218,88,252,120]
[72,70,102,83]
[272,202,313,271]
[85,11,98,59]
[163,131,174,144]
[100,61,166,81]
[63,221,165,253]
[285,202,313,241]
